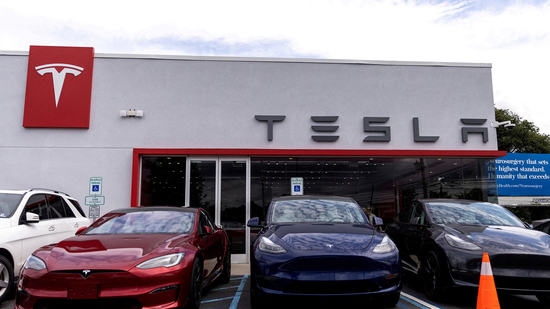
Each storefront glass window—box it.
[251,157,496,222]
[140,156,186,206]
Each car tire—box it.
[537,293,550,304]
[187,258,203,309]
[422,250,443,299]
[0,255,15,303]
[219,250,231,284]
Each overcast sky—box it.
[1,0,549,134]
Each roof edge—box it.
[0,49,492,68]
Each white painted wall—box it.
[0,52,497,215]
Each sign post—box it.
[86,177,104,221]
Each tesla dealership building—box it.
[0,46,506,262]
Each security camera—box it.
[504,123,516,131]
[491,120,515,130]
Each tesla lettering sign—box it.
[23,45,95,128]
[494,153,550,196]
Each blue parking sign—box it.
[92,185,99,192]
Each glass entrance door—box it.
[219,160,248,263]
[189,157,249,263]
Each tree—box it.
[495,108,550,153]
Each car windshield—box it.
[425,201,524,227]
[0,193,23,218]
[84,210,195,235]
[271,199,367,224]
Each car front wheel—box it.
[219,250,231,284]
[0,255,14,303]
[187,258,203,309]
[422,250,443,299]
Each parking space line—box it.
[400,292,443,309]
[201,276,248,306]
[229,275,248,309]
[202,296,236,304]
[210,285,240,291]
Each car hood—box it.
[272,223,376,250]
[37,234,192,271]
[446,224,550,252]
[0,219,11,230]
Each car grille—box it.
[490,254,550,270]
[283,280,380,294]
[34,298,142,309]
[279,256,385,272]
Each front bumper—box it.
[15,262,194,309]
[448,252,550,294]
[251,253,402,298]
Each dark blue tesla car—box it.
[247,195,402,308]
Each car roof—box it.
[105,206,199,214]
[0,188,70,196]
[272,195,355,202]
[417,198,493,205]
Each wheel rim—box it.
[0,263,8,297]
[423,253,438,295]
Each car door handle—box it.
[49,226,55,232]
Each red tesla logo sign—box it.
[23,46,95,128]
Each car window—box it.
[47,195,75,218]
[425,201,524,227]
[84,210,195,234]
[67,198,86,217]
[271,199,366,224]
[397,204,413,223]
[198,212,214,234]
[25,194,50,220]
[0,193,23,218]
[409,202,426,225]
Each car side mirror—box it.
[199,226,214,237]
[75,226,88,235]
[247,217,264,228]
[26,212,40,224]
[374,217,384,226]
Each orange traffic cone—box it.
[476,253,500,309]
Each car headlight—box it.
[24,255,47,271]
[445,234,482,251]
[373,236,396,253]
[136,252,186,269]
[258,236,287,254]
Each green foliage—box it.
[495,108,550,153]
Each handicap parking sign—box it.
[89,177,103,195]
[291,177,303,195]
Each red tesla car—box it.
[15,206,231,309]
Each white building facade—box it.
[0,46,506,262]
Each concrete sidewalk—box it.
[233,264,250,275]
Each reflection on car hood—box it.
[446,224,550,252]
[273,223,375,250]
[38,234,190,271]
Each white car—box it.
[0,188,91,302]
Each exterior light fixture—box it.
[491,120,515,131]
[120,109,144,118]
